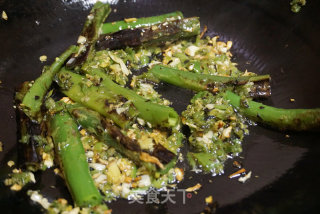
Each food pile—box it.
[5,2,319,213]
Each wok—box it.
[0,0,320,213]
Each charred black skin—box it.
[100,114,175,164]
[151,144,175,164]
[15,82,42,169]
[96,28,143,50]
[66,3,111,69]
[16,108,43,169]
[249,79,271,99]
[96,18,199,51]
[100,117,141,152]
[71,107,175,165]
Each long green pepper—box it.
[101,11,184,34]
[66,2,111,68]
[21,45,78,121]
[96,17,200,50]
[56,68,179,128]
[146,65,270,91]
[145,65,319,131]
[66,103,175,175]
[225,91,320,131]
[49,110,102,207]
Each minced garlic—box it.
[39,55,47,62]
[174,168,184,181]
[221,126,232,140]
[238,171,252,183]
[77,35,87,45]
[28,190,50,209]
[124,18,137,23]
[186,183,202,192]
[2,11,8,20]
[10,184,22,191]
[7,160,15,167]
[205,195,213,204]
[42,152,53,168]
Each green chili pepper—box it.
[66,2,111,68]
[97,17,200,50]
[49,110,102,207]
[66,103,176,175]
[21,45,78,121]
[101,11,183,34]
[146,65,270,92]
[225,90,320,131]
[56,68,179,128]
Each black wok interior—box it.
[0,0,320,213]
